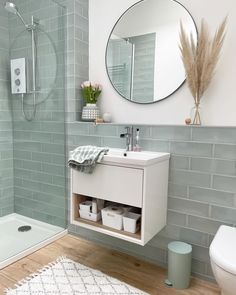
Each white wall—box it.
[89,0,235,126]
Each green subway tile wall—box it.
[5,0,67,228]
[65,0,89,123]
[68,123,236,281]
[129,33,156,103]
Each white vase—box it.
[81,103,100,121]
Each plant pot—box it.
[81,103,100,121]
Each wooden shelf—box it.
[71,193,143,244]
[74,217,141,240]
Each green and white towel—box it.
[68,145,109,173]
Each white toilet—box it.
[210,225,236,295]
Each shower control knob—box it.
[15,79,21,86]
[10,58,26,94]
[14,68,20,75]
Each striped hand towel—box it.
[68,145,109,173]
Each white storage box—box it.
[79,210,101,222]
[123,212,141,233]
[79,201,92,212]
[101,206,124,230]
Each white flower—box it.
[94,83,102,90]
[90,82,96,88]
[81,81,91,88]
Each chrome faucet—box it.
[120,126,134,151]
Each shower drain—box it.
[18,225,32,232]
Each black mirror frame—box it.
[105,0,197,105]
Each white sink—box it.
[102,148,170,167]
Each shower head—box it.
[4,2,18,14]
[4,2,28,28]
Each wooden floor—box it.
[0,234,220,295]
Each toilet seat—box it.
[210,225,236,275]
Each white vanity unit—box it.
[70,149,170,246]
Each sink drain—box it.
[18,225,32,232]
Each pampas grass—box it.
[179,18,227,124]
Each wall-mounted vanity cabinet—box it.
[70,149,170,245]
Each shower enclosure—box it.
[0,0,67,269]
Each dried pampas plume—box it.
[179,18,227,108]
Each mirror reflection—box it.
[106,0,197,104]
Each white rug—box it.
[6,257,148,294]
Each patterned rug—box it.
[6,257,148,294]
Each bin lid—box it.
[168,241,192,254]
[210,225,236,275]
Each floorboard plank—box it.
[0,234,220,295]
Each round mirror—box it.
[106,0,197,104]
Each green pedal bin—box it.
[165,241,192,289]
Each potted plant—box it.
[81,81,102,121]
